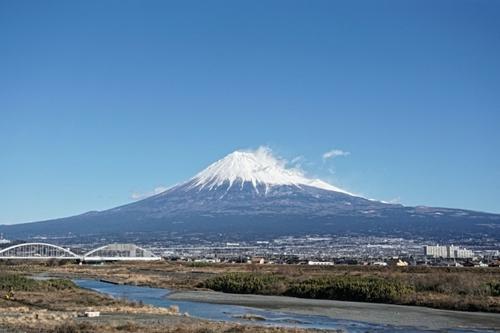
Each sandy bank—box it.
[168,290,500,331]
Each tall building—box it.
[424,244,447,257]
[424,244,473,259]
[454,247,474,258]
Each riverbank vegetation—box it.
[201,270,500,312]
[0,273,75,292]
[202,273,414,303]
[0,272,329,333]
[47,321,332,333]
[1,261,499,313]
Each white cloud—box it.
[322,149,350,160]
[131,186,168,200]
[289,155,305,169]
[290,155,304,165]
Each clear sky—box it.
[1,0,499,224]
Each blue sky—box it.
[1,0,499,224]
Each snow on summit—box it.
[189,147,352,195]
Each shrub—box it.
[487,281,500,297]
[188,261,212,268]
[201,272,286,295]
[0,273,75,291]
[202,272,414,303]
[286,276,414,303]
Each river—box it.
[74,279,499,333]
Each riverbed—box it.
[74,279,500,332]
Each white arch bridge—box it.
[0,243,161,261]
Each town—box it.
[1,233,498,268]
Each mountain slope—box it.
[1,149,500,241]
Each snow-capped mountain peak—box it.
[189,148,352,195]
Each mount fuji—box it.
[2,148,500,241]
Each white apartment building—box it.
[424,244,473,258]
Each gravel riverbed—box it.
[168,290,500,331]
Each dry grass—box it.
[0,267,328,333]
[1,261,499,312]
[45,321,332,333]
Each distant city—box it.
[1,232,498,267]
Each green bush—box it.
[202,272,414,303]
[0,273,75,292]
[202,272,287,295]
[487,281,500,297]
[187,261,212,268]
[286,276,414,303]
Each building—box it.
[194,258,220,263]
[424,244,447,257]
[307,260,334,266]
[389,259,408,267]
[249,257,265,264]
[424,244,473,259]
[454,247,474,259]
[371,261,388,266]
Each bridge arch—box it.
[0,242,79,259]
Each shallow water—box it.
[73,279,495,333]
